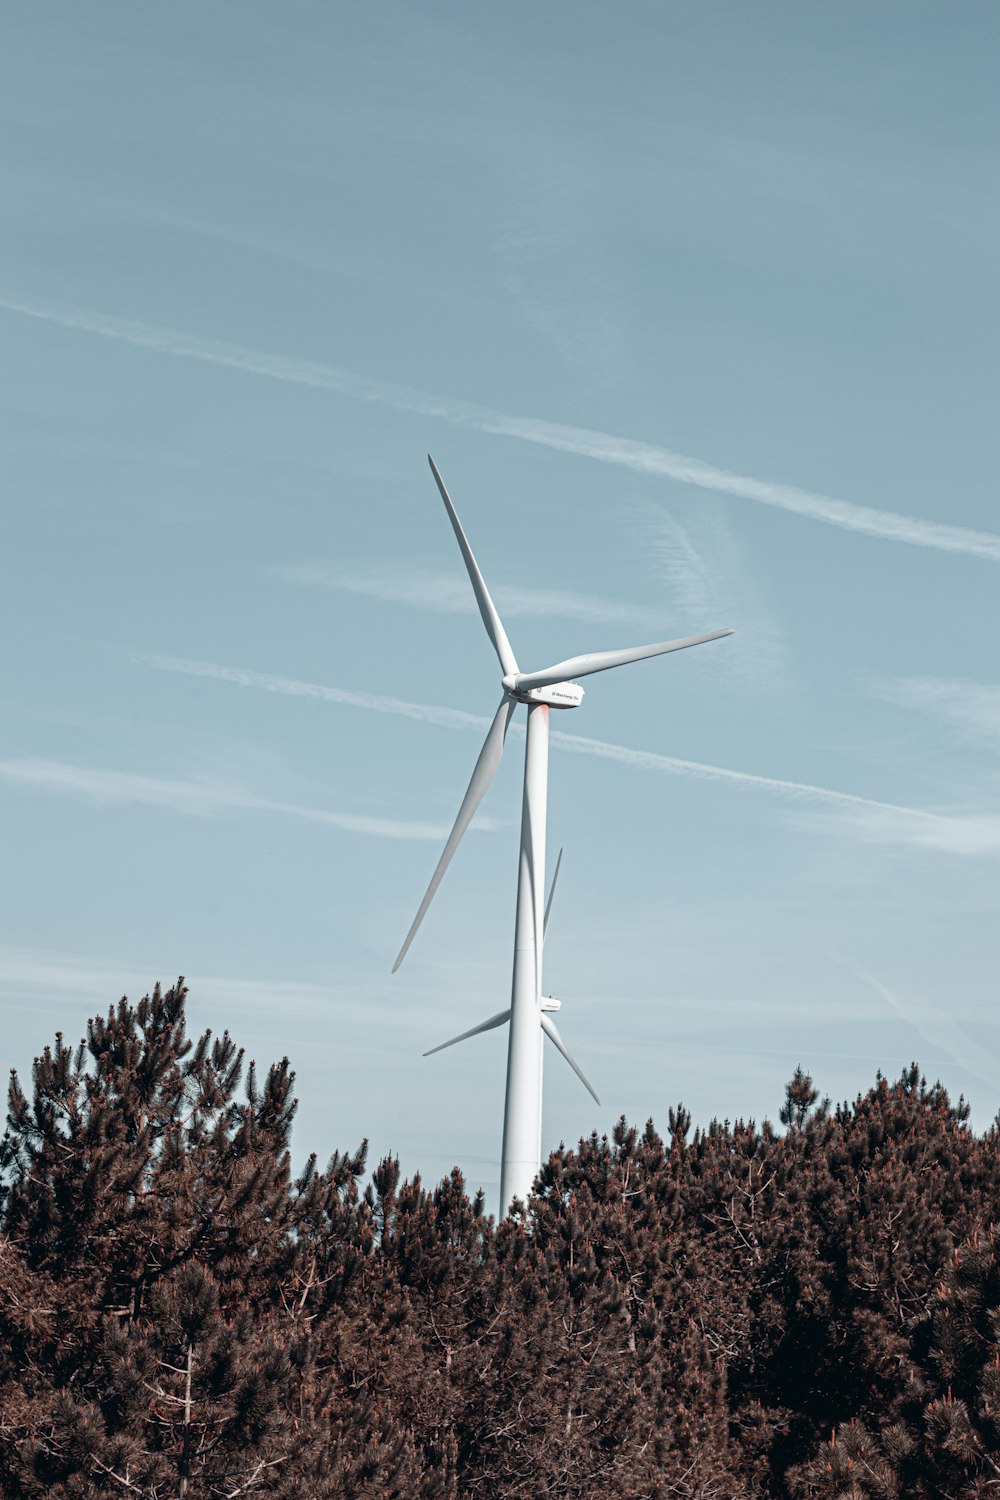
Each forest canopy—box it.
[2,979,1000,1498]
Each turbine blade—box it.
[543,847,563,940]
[541,1013,601,1106]
[427,455,519,678]
[392,695,517,972]
[423,1008,511,1057]
[514,628,733,692]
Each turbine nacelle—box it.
[502,675,584,709]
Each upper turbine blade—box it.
[423,1008,511,1057]
[392,695,517,972]
[427,456,519,678]
[540,1014,601,1106]
[513,628,734,693]
[543,847,563,940]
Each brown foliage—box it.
[3,989,1000,1497]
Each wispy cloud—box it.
[793,801,1000,858]
[0,946,368,1014]
[5,293,999,563]
[873,675,1000,748]
[280,566,664,631]
[137,653,975,844]
[0,944,507,1033]
[854,968,999,1089]
[643,506,788,692]
[0,755,502,841]
[0,948,421,1046]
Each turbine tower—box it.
[393,456,732,1215]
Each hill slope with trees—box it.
[3,981,1000,1498]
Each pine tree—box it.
[786,1420,909,1499]
[780,1067,822,1129]
[1,983,342,1496]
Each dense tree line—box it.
[2,982,1000,1498]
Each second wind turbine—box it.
[393,457,733,1215]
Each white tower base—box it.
[499,702,548,1214]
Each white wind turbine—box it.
[393,456,733,1215]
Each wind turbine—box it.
[393,456,733,1215]
[421,844,600,1184]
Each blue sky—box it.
[3,3,998,1211]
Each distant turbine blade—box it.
[543,847,563,940]
[427,455,519,678]
[392,695,517,972]
[541,1013,600,1106]
[514,628,734,692]
[423,1008,511,1057]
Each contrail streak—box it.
[138,652,941,822]
[545,727,926,815]
[0,754,500,841]
[138,652,486,734]
[5,293,999,562]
